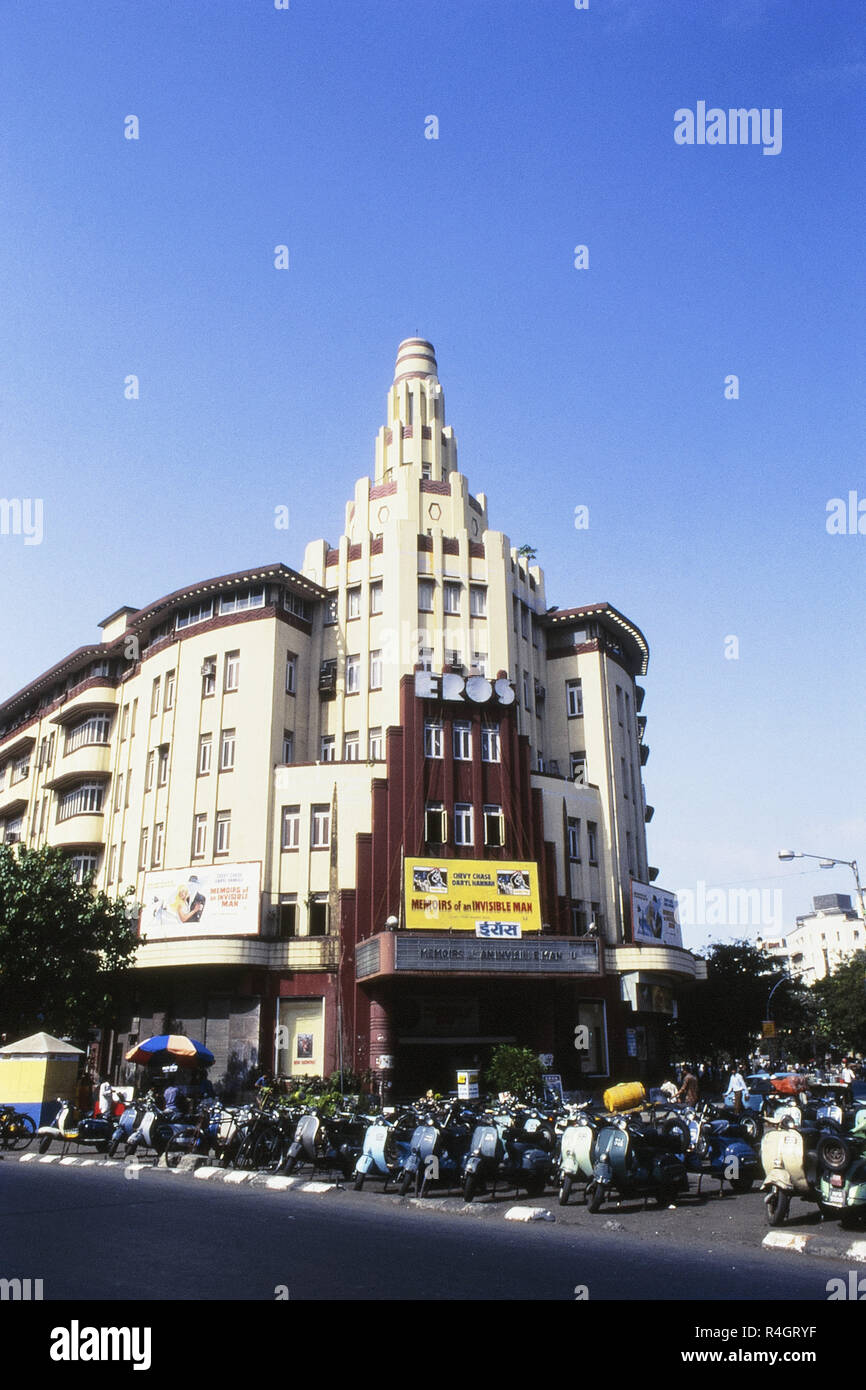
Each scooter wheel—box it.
[587,1182,605,1214]
[740,1115,761,1143]
[164,1144,182,1169]
[559,1174,573,1207]
[353,1173,365,1192]
[462,1171,479,1204]
[107,1130,124,1159]
[398,1170,414,1197]
[766,1188,790,1226]
[283,1155,297,1175]
[38,1135,52,1155]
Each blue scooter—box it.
[586,1113,689,1213]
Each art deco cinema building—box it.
[0,341,702,1093]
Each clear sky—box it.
[1,0,864,951]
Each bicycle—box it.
[0,1105,37,1150]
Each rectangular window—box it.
[424,721,443,758]
[445,648,461,669]
[469,585,487,618]
[626,830,635,876]
[192,813,207,859]
[588,822,598,864]
[164,671,176,711]
[215,811,231,855]
[571,752,587,784]
[425,802,446,844]
[347,587,361,620]
[369,581,383,615]
[278,895,297,938]
[368,727,383,761]
[224,651,240,693]
[281,805,300,851]
[202,658,217,698]
[151,677,161,717]
[346,655,360,694]
[157,746,169,787]
[483,804,504,848]
[58,783,104,820]
[443,582,461,615]
[108,844,117,884]
[512,595,519,632]
[454,803,474,847]
[285,653,297,695]
[520,605,529,639]
[320,734,335,762]
[198,734,212,776]
[311,804,331,848]
[590,904,605,937]
[481,723,500,762]
[369,649,382,690]
[145,752,155,791]
[453,721,471,760]
[282,730,294,764]
[71,853,99,885]
[567,817,580,861]
[176,599,214,630]
[115,772,125,812]
[220,729,236,771]
[471,651,488,676]
[522,671,532,711]
[152,822,164,868]
[616,685,624,725]
[343,731,359,761]
[566,680,583,718]
[418,644,433,671]
[571,904,588,936]
[621,757,628,797]
[120,707,130,742]
[418,578,435,612]
[65,714,111,753]
[218,587,264,615]
[324,593,338,625]
[309,895,329,937]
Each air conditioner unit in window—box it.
[5,833,20,843]
[201,661,216,676]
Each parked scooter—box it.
[684,1102,760,1193]
[556,1104,599,1206]
[353,1111,414,1191]
[398,1104,474,1197]
[817,1109,866,1228]
[760,1115,823,1225]
[124,1095,175,1161]
[283,1107,365,1179]
[585,1112,689,1213]
[36,1098,118,1155]
[461,1103,554,1202]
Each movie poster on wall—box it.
[629,881,683,949]
[140,862,261,939]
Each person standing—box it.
[676,1066,699,1107]
[97,1077,114,1120]
[725,1062,749,1115]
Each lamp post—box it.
[777,849,866,929]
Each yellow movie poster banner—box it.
[405,858,542,932]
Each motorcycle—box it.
[685,1102,759,1193]
[585,1112,689,1213]
[283,1107,366,1180]
[398,1104,474,1197]
[124,1095,176,1161]
[36,1098,118,1155]
[556,1104,599,1206]
[353,1111,415,1191]
[461,1103,554,1203]
[760,1113,825,1225]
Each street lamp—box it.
[777,849,866,929]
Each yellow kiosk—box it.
[0,1031,84,1126]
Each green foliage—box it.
[484,1044,543,1101]
[516,544,537,563]
[0,844,139,1041]
[674,940,809,1062]
[808,951,866,1054]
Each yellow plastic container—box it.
[603,1081,646,1113]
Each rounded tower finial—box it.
[394,338,438,382]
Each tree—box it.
[808,951,866,1056]
[0,844,139,1043]
[484,1044,542,1100]
[673,940,809,1063]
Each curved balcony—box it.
[0,731,35,762]
[45,744,113,789]
[49,684,118,726]
[49,814,106,849]
[605,943,705,983]
[0,790,29,820]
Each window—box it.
[471,651,488,676]
[324,593,338,625]
[309,895,329,937]
[346,655,360,694]
[4,816,23,843]
[512,595,519,632]
[445,648,461,669]
[283,590,312,622]
[71,853,99,885]
[224,651,240,693]
[176,599,214,630]
[344,731,359,761]
[164,670,175,711]
[425,802,446,843]
[443,582,461,615]
[65,714,111,753]
[453,721,472,760]
[571,752,587,784]
[282,730,294,764]
[219,588,264,614]
[220,729,236,772]
[369,650,382,690]
[0,764,5,792]
[418,644,433,671]
[151,677,161,717]
[368,727,383,760]
[152,822,164,868]
[531,615,539,648]
[139,827,149,870]
[469,586,487,617]
[311,804,331,848]
[202,658,217,698]
[616,685,624,726]
[115,773,125,812]
[281,805,300,850]
[278,895,297,938]
[58,782,104,820]
[215,812,231,855]
[454,803,474,847]
[369,582,383,615]
[198,734,212,776]
[590,903,605,936]
[418,578,434,612]
[108,844,117,883]
[285,653,297,695]
[566,680,583,718]
[520,605,529,639]
[320,734,335,762]
[567,818,580,861]
[347,587,361,620]
[626,830,635,876]
[157,745,169,786]
[571,904,588,936]
[121,707,130,741]
[483,804,504,848]
[621,757,628,797]
[424,721,443,758]
[522,672,532,711]
[481,723,500,762]
[588,822,598,864]
[192,814,207,859]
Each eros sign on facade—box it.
[414,670,515,705]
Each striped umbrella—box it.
[125,1034,215,1068]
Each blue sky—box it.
[1,0,864,949]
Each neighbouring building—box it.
[0,339,703,1095]
[759,893,865,987]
